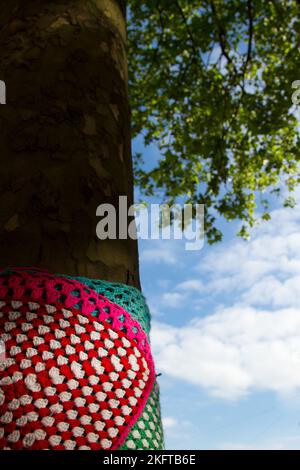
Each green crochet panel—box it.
[120,381,164,450]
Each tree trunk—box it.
[0,0,140,288]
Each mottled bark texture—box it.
[0,0,140,287]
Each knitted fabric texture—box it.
[66,277,151,339]
[65,275,164,450]
[120,382,164,450]
[0,268,158,450]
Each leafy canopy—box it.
[128,0,300,242]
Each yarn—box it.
[120,382,164,450]
[0,267,164,450]
[0,269,150,355]
[65,276,151,338]
[65,275,164,450]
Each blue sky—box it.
[134,138,300,450]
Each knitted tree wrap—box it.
[120,382,164,450]
[0,268,164,450]
[66,277,151,339]
[67,275,164,450]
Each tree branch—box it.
[242,0,254,92]
[143,4,165,80]
[245,0,253,68]
[174,0,199,62]
[210,0,235,68]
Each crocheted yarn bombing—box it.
[65,276,151,338]
[0,268,155,450]
[65,275,164,450]
[120,382,164,450]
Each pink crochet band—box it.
[0,269,155,450]
[0,269,152,361]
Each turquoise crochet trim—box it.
[65,276,151,339]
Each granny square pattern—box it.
[67,275,165,450]
[0,269,156,450]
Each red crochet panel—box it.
[0,271,155,450]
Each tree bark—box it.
[0,0,140,288]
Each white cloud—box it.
[196,199,300,307]
[177,279,204,291]
[162,417,178,429]
[149,192,300,400]
[220,434,300,450]
[242,275,300,308]
[152,305,300,400]
[140,244,178,265]
[161,292,186,308]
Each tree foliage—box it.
[128,0,300,242]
